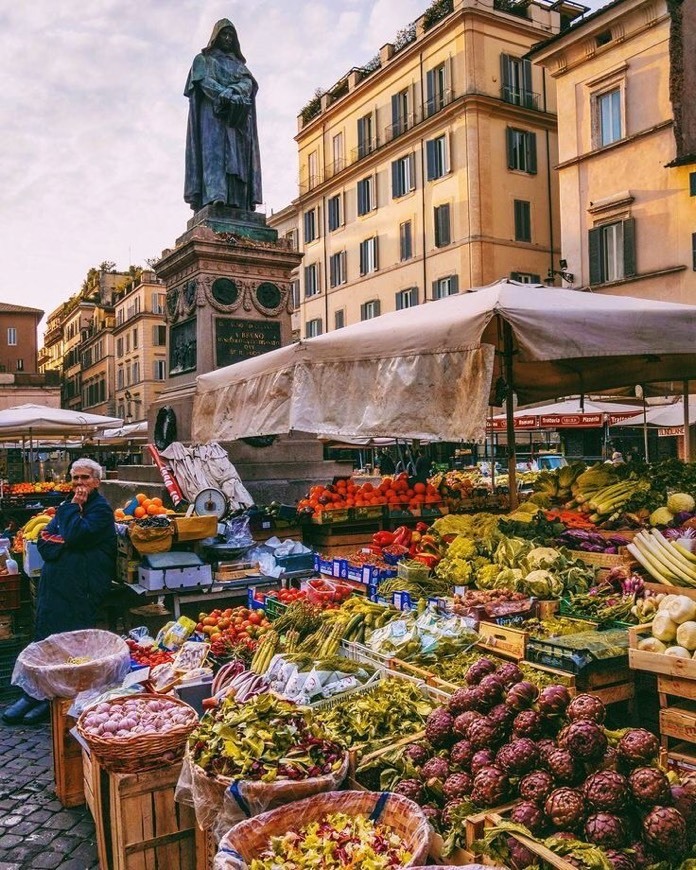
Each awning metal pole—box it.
[684,380,691,463]
[503,321,518,509]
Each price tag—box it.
[123,666,150,687]
[391,619,408,637]
[361,565,373,585]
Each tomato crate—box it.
[0,575,21,610]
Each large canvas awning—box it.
[193,280,696,446]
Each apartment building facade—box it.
[0,303,44,375]
[112,271,168,422]
[285,0,582,337]
[530,0,696,300]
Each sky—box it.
[0,0,600,327]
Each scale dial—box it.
[193,487,227,519]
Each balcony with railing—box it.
[501,85,540,110]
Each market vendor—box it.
[2,458,117,725]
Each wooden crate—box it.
[477,622,527,660]
[483,812,577,869]
[660,700,696,749]
[82,749,110,870]
[108,762,197,870]
[195,825,216,870]
[658,672,696,707]
[50,698,84,808]
[644,582,696,601]
[629,623,696,680]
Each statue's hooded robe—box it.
[184,19,262,211]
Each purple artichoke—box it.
[465,657,497,685]
[496,662,524,687]
[510,800,547,836]
[545,748,583,785]
[488,702,517,731]
[617,729,660,768]
[671,784,696,825]
[403,743,429,767]
[538,684,572,717]
[449,686,484,716]
[470,749,496,775]
[477,673,506,707]
[394,778,425,803]
[642,806,688,856]
[495,737,540,776]
[467,716,503,750]
[440,798,466,827]
[443,771,473,800]
[506,680,539,710]
[471,765,510,807]
[512,709,545,740]
[425,707,454,748]
[506,836,538,870]
[559,719,608,761]
[449,739,474,769]
[421,756,449,782]
[604,850,637,870]
[453,710,482,738]
[519,770,555,805]
[628,767,671,807]
[544,787,586,830]
[567,693,606,724]
[582,770,630,812]
[584,812,628,849]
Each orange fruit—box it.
[134,506,146,518]
[147,504,160,515]
[136,493,147,504]
[152,497,163,507]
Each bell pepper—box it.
[416,522,429,533]
[413,553,440,569]
[392,526,412,547]
[372,531,396,547]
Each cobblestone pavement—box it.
[0,702,98,870]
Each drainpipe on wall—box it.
[419,51,428,303]
[542,68,555,282]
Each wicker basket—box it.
[12,629,130,700]
[185,746,350,836]
[213,790,431,869]
[76,693,198,774]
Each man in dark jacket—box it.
[3,458,116,725]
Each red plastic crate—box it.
[0,576,21,610]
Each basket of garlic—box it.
[77,693,199,773]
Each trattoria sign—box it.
[486,411,636,431]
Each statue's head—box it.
[206,19,245,62]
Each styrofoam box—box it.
[138,563,212,591]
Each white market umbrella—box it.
[192,280,696,503]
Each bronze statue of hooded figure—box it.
[184,19,263,212]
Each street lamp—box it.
[124,389,133,424]
[545,258,574,285]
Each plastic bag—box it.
[68,683,145,718]
[223,516,253,548]
[176,751,349,841]
[211,790,431,869]
[12,629,130,700]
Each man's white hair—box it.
[71,458,103,481]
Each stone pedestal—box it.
[150,205,301,438]
[136,206,348,504]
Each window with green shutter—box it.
[507,128,537,174]
[514,200,531,243]
[588,218,636,284]
[434,204,451,247]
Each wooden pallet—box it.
[50,698,84,808]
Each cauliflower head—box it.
[650,506,675,527]
[526,547,561,569]
[667,493,696,515]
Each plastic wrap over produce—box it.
[212,790,432,869]
[12,629,130,700]
[176,751,350,840]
